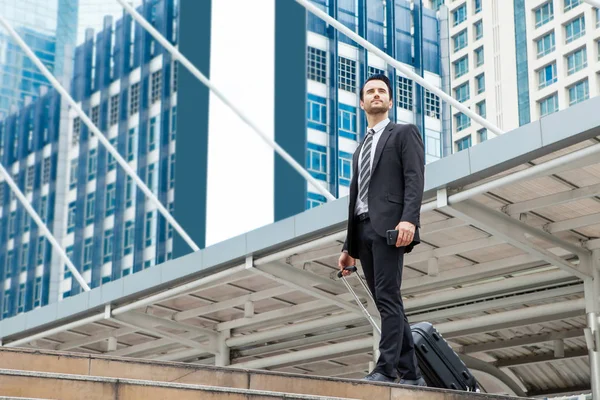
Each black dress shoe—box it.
[398,377,427,386]
[363,372,396,383]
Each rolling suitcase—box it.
[338,265,478,392]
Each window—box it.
[39,196,47,223]
[540,93,559,116]
[454,29,468,52]
[338,104,357,140]
[167,203,174,239]
[368,66,385,76]
[129,82,140,115]
[535,2,554,28]
[397,76,413,110]
[538,63,557,88]
[126,176,134,208]
[2,291,10,318]
[85,193,95,225]
[145,211,154,247]
[67,202,76,233]
[25,165,34,193]
[107,138,117,171]
[37,237,46,266]
[105,183,116,216]
[20,243,28,272]
[109,94,119,126]
[148,117,157,152]
[33,277,41,307]
[144,260,154,269]
[597,8,600,28]
[42,157,50,184]
[169,154,175,189]
[478,128,487,143]
[454,82,470,102]
[567,47,587,75]
[171,106,177,141]
[172,62,178,93]
[63,246,74,278]
[306,142,327,180]
[23,213,30,233]
[453,4,467,26]
[69,159,78,189]
[565,16,585,43]
[424,90,441,119]
[474,20,483,40]
[5,250,13,278]
[475,47,484,66]
[474,0,481,13]
[17,284,25,313]
[8,212,15,238]
[151,70,162,104]
[307,47,327,83]
[83,238,93,271]
[454,56,469,78]
[307,192,327,209]
[569,79,589,105]
[88,148,97,181]
[72,117,81,145]
[127,128,136,161]
[456,135,472,151]
[477,101,486,118]
[146,163,156,191]
[103,229,113,263]
[123,220,134,255]
[537,31,555,57]
[338,57,356,92]
[307,94,327,131]
[91,105,100,128]
[564,0,582,12]
[339,151,352,187]
[455,112,471,131]
[476,73,485,94]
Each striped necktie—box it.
[358,129,375,202]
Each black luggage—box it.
[411,321,478,391]
[338,266,478,392]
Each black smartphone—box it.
[386,229,399,246]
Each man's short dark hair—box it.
[360,74,393,101]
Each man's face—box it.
[360,80,392,115]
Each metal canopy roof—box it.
[2,98,600,398]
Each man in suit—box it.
[338,74,425,385]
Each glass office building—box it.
[0,0,178,319]
[0,0,78,119]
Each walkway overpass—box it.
[1,97,600,398]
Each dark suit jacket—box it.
[342,122,425,259]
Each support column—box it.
[107,336,117,352]
[215,329,231,367]
[584,250,600,399]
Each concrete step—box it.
[0,369,359,400]
[0,348,529,400]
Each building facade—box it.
[435,0,600,152]
[0,0,78,119]
[304,0,449,207]
[0,0,178,319]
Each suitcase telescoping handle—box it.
[337,265,381,335]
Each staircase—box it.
[0,348,530,400]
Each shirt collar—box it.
[367,118,390,135]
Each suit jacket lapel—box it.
[371,122,394,174]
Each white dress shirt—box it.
[354,118,390,216]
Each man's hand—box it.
[338,251,356,276]
[395,221,415,247]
